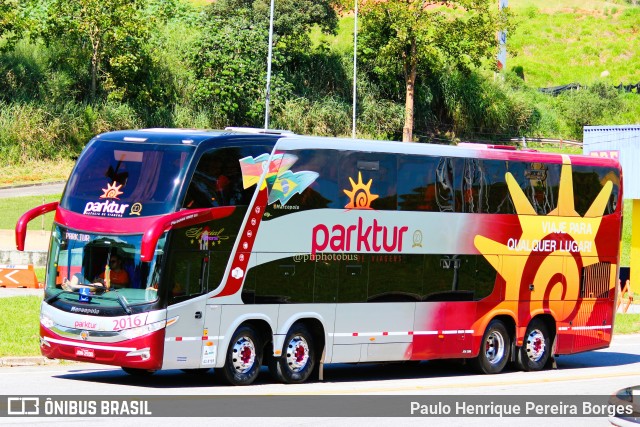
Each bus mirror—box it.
[15,202,59,251]
[140,206,235,262]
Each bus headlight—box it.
[40,313,54,329]
[119,320,166,340]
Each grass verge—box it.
[0,194,61,231]
[614,313,640,335]
[0,296,42,357]
[0,159,73,188]
[1,294,637,357]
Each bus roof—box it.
[93,128,285,146]
[276,135,620,168]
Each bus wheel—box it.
[271,323,315,384]
[121,367,156,376]
[516,319,550,371]
[471,319,510,374]
[219,326,262,386]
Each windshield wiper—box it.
[112,290,132,315]
[45,290,71,304]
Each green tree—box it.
[41,0,152,101]
[359,0,514,142]
[0,0,31,49]
[190,0,339,126]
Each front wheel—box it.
[270,323,315,384]
[470,319,510,374]
[218,326,262,386]
[516,319,551,371]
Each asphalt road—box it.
[2,335,640,426]
[0,182,65,199]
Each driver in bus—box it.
[94,253,130,289]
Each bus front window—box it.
[46,226,165,311]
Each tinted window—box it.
[164,250,208,304]
[339,152,397,210]
[243,255,316,304]
[422,255,495,301]
[263,149,339,220]
[572,166,620,216]
[397,155,440,212]
[242,253,496,304]
[483,160,514,214]
[184,146,272,209]
[63,140,193,217]
[507,161,561,215]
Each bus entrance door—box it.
[164,295,208,369]
[163,252,210,369]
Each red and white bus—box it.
[17,129,623,385]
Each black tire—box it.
[121,367,156,376]
[516,318,551,372]
[219,326,262,386]
[470,319,510,374]
[271,323,315,384]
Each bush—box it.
[558,82,623,139]
[273,96,350,136]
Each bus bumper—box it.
[40,324,165,370]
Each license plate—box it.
[75,347,95,358]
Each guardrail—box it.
[507,137,582,148]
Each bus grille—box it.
[580,262,611,299]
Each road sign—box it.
[0,264,39,288]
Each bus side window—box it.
[167,252,207,304]
[339,152,397,211]
[397,155,439,212]
[572,166,620,216]
[435,158,454,212]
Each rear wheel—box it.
[121,367,156,376]
[218,326,262,386]
[271,323,315,384]
[516,318,551,371]
[470,319,510,374]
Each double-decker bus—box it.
[17,129,622,385]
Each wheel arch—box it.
[472,313,517,359]
[274,313,328,362]
[217,315,275,368]
[523,314,557,346]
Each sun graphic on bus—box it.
[344,171,379,210]
[100,182,124,199]
[474,156,614,307]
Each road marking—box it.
[277,370,640,395]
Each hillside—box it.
[312,0,640,89]
[508,0,640,88]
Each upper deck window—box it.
[61,140,194,217]
[182,145,275,209]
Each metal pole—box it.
[352,0,358,139]
[497,0,508,71]
[264,0,275,129]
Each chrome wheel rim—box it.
[231,336,256,374]
[525,329,545,362]
[285,335,310,372]
[485,330,505,365]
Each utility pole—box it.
[497,0,508,71]
[264,0,275,129]
[352,0,358,139]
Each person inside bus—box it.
[94,253,130,289]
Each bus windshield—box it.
[61,140,194,217]
[45,225,165,310]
